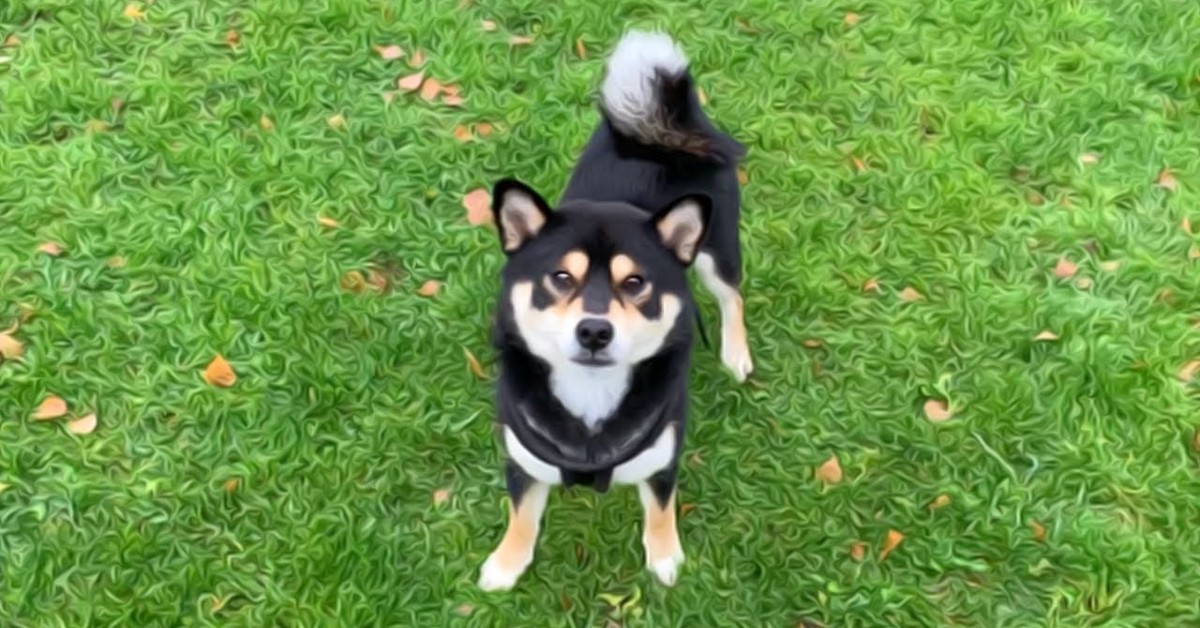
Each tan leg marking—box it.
[479,482,550,591]
[695,252,753,382]
[638,482,685,586]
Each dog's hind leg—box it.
[639,469,685,586]
[479,464,550,591]
[695,250,753,382]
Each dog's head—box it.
[491,178,710,371]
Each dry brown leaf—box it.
[679,502,697,517]
[1156,168,1179,192]
[862,277,881,293]
[341,270,367,293]
[475,122,494,137]
[33,395,68,420]
[923,399,953,422]
[1099,260,1120,272]
[37,242,64,256]
[464,347,486,379]
[929,494,951,510]
[481,19,497,32]
[123,3,145,20]
[259,115,274,131]
[69,413,97,435]
[1189,245,1200,261]
[409,49,425,67]
[420,78,443,102]
[509,35,535,46]
[463,188,492,226]
[1178,360,1200,383]
[203,354,237,388]
[3,34,20,48]
[327,113,346,130]
[737,167,749,186]
[397,71,424,92]
[852,156,868,172]
[84,119,111,134]
[1030,520,1046,542]
[317,216,339,228]
[433,488,451,505]
[111,98,126,115]
[224,478,240,492]
[844,12,860,26]
[417,280,442,297]
[849,542,866,561]
[365,269,390,292]
[802,338,824,349]
[899,286,923,302]
[224,29,240,47]
[815,455,843,484]
[455,603,475,616]
[575,37,587,59]
[879,529,904,561]
[1053,257,1078,279]
[375,44,404,60]
[1079,152,1100,166]
[1191,429,1200,453]
[1075,277,1093,289]
[1034,330,1059,341]
[1182,217,1192,235]
[452,125,472,142]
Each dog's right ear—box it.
[492,179,552,254]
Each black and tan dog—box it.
[479,30,752,591]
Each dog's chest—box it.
[550,364,630,432]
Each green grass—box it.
[3,0,1200,625]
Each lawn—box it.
[2,0,1200,625]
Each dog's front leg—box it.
[639,468,685,586]
[479,463,550,591]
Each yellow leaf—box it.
[481,20,497,32]
[107,255,127,268]
[1075,277,1093,289]
[1033,330,1059,341]
[1179,360,1200,383]
[802,338,824,349]
[69,413,97,435]
[509,35,535,46]
[203,354,237,387]
[929,494,951,509]
[1189,245,1200,261]
[317,216,340,228]
[879,529,904,561]
[815,455,843,484]
[33,395,68,420]
[1030,520,1046,542]
[224,478,240,493]
[1099,260,1120,272]
[340,270,367,293]
[123,3,145,20]
[0,482,10,493]
[844,12,860,26]
[463,188,492,226]
[327,113,346,130]
[852,156,868,172]
[464,347,486,379]
[737,167,749,186]
[575,37,587,59]
[259,115,274,131]
[923,398,953,422]
[1156,168,1179,192]
[1183,217,1193,235]
[1078,152,1100,165]
[862,277,881,293]
[417,280,442,297]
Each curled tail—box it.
[600,31,743,163]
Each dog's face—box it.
[492,179,710,371]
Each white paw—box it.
[646,547,685,586]
[721,339,754,383]
[478,554,528,592]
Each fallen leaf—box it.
[1053,257,1078,279]
[879,529,904,561]
[3,35,20,47]
[0,482,9,493]
[844,12,860,26]
[899,286,923,302]
[375,44,404,60]
[1156,168,1178,192]
[464,347,486,379]
[381,91,397,105]
[849,542,866,561]
[1026,190,1045,206]
[679,502,697,517]
[111,98,125,114]
[0,55,10,64]
[929,494,951,509]
[442,94,464,107]
[106,256,127,268]
[737,167,749,186]
[203,354,237,387]
[37,242,64,257]
[697,87,709,106]
[815,455,843,484]
[852,156,868,172]
[561,595,573,611]
[341,270,367,293]
[1034,330,1059,341]
[1079,152,1100,165]
[0,331,23,359]
[442,83,462,96]
[509,35,535,46]
[575,37,587,58]
[365,269,390,292]
[33,395,68,420]
[224,29,240,47]
[1191,429,1200,453]
[455,603,475,616]
[259,115,274,130]
[420,77,443,102]
[433,488,451,505]
[317,216,340,228]
[481,19,497,31]
[417,280,442,297]
[1189,245,1200,261]
[1178,360,1200,383]
[862,277,881,293]
[397,71,424,92]
[409,49,425,67]
[123,3,145,20]
[84,119,110,134]
[1075,277,1093,289]
[923,399,953,422]
[1030,520,1046,542]
[327,113,346,130]
[463,188,492,226]
[802,338,824,349]
[68,413,97,435]
[1182,217,1192,235]
[224,478,240,492]
[1099,260,1120,272]
[475,122,494,137]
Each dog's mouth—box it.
[571,352,616,367]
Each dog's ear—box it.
[651,194,711,265]
[492,179,552,254]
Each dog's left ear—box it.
[492,179,552,254]
[651,194,712,265]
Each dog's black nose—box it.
[575,318,614,351]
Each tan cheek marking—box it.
[643,489,681,563]
[561,250,589,282]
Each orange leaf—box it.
[417,280,442,297]
[33,395,68,420]
[224,478,240,493]
[1033,330,1059,341]
[923,399,953,422]
[442,83,462,96]
[453,125,472,142]
[802,338,824,349]
[481,20,497,32]
[475,122,494,137]
[259,115,274,131]
[341,270,367,293]
[464,347,486,379]
[123,3,145,20]
[433,488,451,504]
[509,35,535,46]
[397,71,424,92]
[463,188,492,226]
[203,354,237,388]
[375,44,404,60]
[844,12,860,26]
[37,242,64,256]
[442,94,464,107]
[815,455,843,484]
[327,113,346,130]
[879,529,904,561]
[1156,168,1179,192]
[1179,360,1200,383]
[1030,520,1046,542]
[409,49,425,67]
[317,216,340,228]
[68,413,97,435]
[852,156,868,172]
[420,78,443,102]
[0,332,23,360]
[1099,260,1120,272]
[929,494,951,510]
[849,542,866,561]
[575,37,587,58]
[1053,257,1077,279]
[224,29,240,47]
[899,286,923,302]
[1079,152,1100,165]
[1182,217,1192,235]
[862,277,881,293]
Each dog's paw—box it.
[478,554,528,592]
[721,339,754,383]
[646,547,685,587]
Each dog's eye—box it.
[621,275,645,294]
[550,271,575,291]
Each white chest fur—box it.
[549,363,631,431]
[504,424,677,487]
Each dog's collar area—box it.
[505,399,672,477]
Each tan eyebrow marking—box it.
[610,254,638,283]
[561,250,589,281]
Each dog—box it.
[479,30,752,591]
